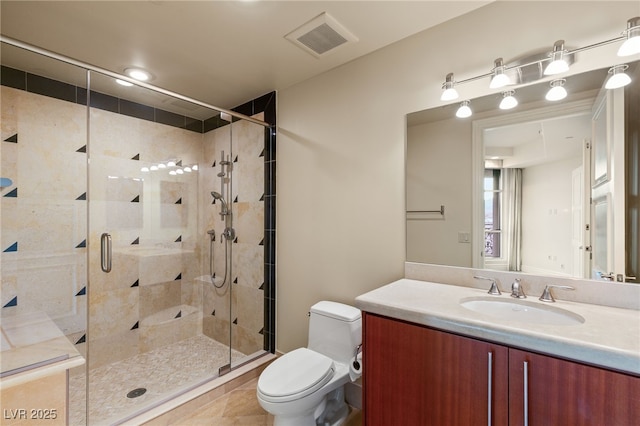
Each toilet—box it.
[257,301,362,426]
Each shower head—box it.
[211,191,229,214]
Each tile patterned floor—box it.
[69,334,245,425]
[176,377,363,426]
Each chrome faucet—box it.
[539,285,575,302]
[474,275,501,295]
[511,278,526,299]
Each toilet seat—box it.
[258,348,335,403]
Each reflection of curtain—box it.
[504,168,522,271]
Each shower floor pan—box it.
[69,334,245,425]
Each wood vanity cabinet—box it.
[363,313,509,425]
[508,348,640,425]
[363,312,640,426]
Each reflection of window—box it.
[484,169,501,258]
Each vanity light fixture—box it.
[167,160,177,167]
[124,67,153,82]
[544,40,570,75]
[545,79,568,101]
[157,163,167,169]
[141,166,150,173]
[176,169,184,174]
[456,100,472,118]
[438,16,638,117]
[489,58,511,89]
[499,90,518,110]
[169,170,177,176]
[184,166,192,173]
[605,64,632,89]
[440,73,459,101]
[618,17,640,56]
[150,165,159,171]
[192,164,199,171]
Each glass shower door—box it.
[86,70,231,424]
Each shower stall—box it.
[0,39,276,425]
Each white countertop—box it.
[355,279,640,376]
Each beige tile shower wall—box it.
[200,116,265,355]
[1,87,88,340]
[87,105,204,368]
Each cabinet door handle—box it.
[487,351,493,426]
[523,360,529,426]
[101,232,112,273]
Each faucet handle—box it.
[511,278,526,299]
[474,275,501,295]
[539,285,575,302]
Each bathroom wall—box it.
[276,1,637,352]
[1,84,88,347]
[406,118,472,267]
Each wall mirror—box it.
[406,60,639,284]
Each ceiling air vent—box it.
[285,12,358,58]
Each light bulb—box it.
[150,165,158,171]
[167,161,176,167]
[499,91,518,110]
[456,101,472,118]
[176,169,184,174]
[489,58,511,89]
[157,163,167,169]
[605,65,632,89]
[141,167,150,173]
[545,79,567,101]
[544,40,569,75]
[192,165,199,171]
[490,73,511,89]
[440,73,459,101]
[184,167,192,172]
[169,170,177,176]
[441,87,459,101]
[618,17,640,56]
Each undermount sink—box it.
[460,297,585,326]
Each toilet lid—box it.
[258,348,334,402]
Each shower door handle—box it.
[101,233,112,273]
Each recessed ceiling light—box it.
[124,68,153,81]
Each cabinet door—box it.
[509,348,640,425]
[363,313,508,426]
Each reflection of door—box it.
[571,166,585,277]
[590,87,626,281]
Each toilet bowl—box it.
[256,301,362,426]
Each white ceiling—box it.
[484,113,592,168]
[0,1,490,114]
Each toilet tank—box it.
[308,301,362,364]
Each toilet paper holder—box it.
[352,344,362,370]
